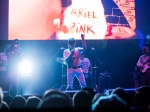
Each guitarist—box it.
[79,50,91,87]
[137,46,150,86]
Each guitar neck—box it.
[144,59,150,65]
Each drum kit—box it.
[55,57,111,92]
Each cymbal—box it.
[55,57,68,65]
[92,67,100,68]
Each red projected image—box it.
[9,0,62,40]
[8,0,136,40]
[104,23,136,39]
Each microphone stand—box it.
[50,49,62,61]
[91,49,101,93]
[17,48,22,96]
[93,50,101,65]
[17,61,21,95]
[90,49,94,89]
[59,63,68,91]
[49,48,66,90]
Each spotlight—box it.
[19,60,33,76]
[146,35,150,39]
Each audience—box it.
[37,89,72,111]
[0,87,3,109]
[81,86,96,99]
[9,95,26,110]
[92,93,106,104]
[1,101,10,111]
[72,90,92,111]
[25,96,42,110]
[111,87,132,109]
[3,95,13,106]
[92,94,128,112]
[1,84,150,112]
[134,86,150,111]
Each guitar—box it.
[140,59,150,73]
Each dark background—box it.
[0,0,150,95]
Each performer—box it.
[79,51,91,87]
[0,44,9,90]
[6,39,21,96]
[63,34,87,90]
[137,46,150,86]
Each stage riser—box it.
[23,95,42,100]
[64,90,79,98]
[3,88,136,99]
[2,91,8,96]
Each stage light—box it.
[146,35,150,39]
[19,60,33,76]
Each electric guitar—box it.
[140,59,150,73]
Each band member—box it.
[0,44,9,90]
[6,39,21,96]
[63,34,87,90]
[137,46,150,86]
[79,50,91,87]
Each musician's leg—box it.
[9,74,18,97]
[7,65,18,96]
[141,74,147,86]
[146,69,150,86]
[75,68,86,89]
[0,72,5,90]
[5,74,13,96]
[66,68,75,89]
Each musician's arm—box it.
[88,59,91,67]
[137,57,144,68]
[63,50,74,63]
[81,34,87,50]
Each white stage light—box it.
[19,60,33,75]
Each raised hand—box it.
[81,34,85,39]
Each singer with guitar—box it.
[137,46,150,86]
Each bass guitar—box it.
[140,59,150,73]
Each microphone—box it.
[60,47,66,50]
